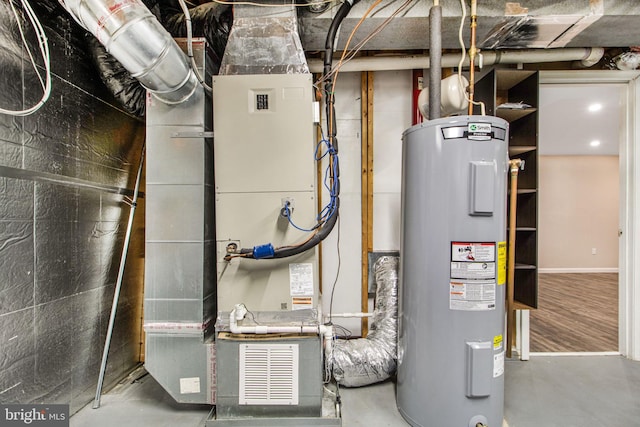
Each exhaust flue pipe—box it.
[60,0,197,104]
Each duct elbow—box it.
[329,256,399,387]
[574,47,605,69]
[61,0,197,104]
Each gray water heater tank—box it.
[397,116,509,427]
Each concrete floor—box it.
[71,355,640,427]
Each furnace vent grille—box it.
[239,343,299,405]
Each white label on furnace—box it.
[450,280,496,311]
[289,263,314,296]
[494,351,505,378]
[180,377,201,394]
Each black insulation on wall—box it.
[0,0,145,413]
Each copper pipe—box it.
[467,0,478,115]
[506,158,523,358]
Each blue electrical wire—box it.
[286,126,339,233]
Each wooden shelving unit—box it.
[475,69,539,309]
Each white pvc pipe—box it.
[60,0,197,104]
[326,312,374,318]
[308,47,605,73]
[229,309,335,355]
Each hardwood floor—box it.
[529,273,618,352]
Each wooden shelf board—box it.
[496,69,537,91]
[509,146,537,155]
[515,263,537,270]
[497,108,537,122]
[513,301,535,310]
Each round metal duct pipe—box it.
[308,47,605,73]
[61,0,197,104]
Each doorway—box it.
[528,71,640,359]
[533,82,623,352]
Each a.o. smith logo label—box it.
[0,405,68,426]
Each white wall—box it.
[538,155,619,271]
[320,72,363,335]
[321,70,412,336]
[373,70,412,250]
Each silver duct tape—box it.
[220,13,309,75]
[215,309,320,331]
[331,256,399,387]
[144,321,207,334]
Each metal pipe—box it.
[307,47,605,73]
[506,159,523,359]
[428,3,442,120]
[467,0,478,115]
[60,0,197,104]
[93,143,145,409]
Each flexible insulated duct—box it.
[331,255,398,387]
[60,0,197,104]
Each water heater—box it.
[397,116,509,427]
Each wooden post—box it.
[507,158,523,358]
[361,71,374,337]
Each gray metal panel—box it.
[145,334,215,404]
[466,341,493,397]
[146,126,208,185]
[145,185,205,242]
[145,242,204,300]
[215,334,322,419]
[145,85,208,127]
[144,76,216,403]
[397,116,508,427]
[470,161,495,215]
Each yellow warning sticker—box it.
[497,241,507,285]
[494,334,503,350]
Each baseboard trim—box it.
[538,268,619,274]
[530,351,620,357]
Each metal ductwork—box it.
[331,256,398,387]
[219,3,308,75]
[60,0,197,104]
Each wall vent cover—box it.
[239,343,299,405]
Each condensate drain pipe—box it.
[228,306,335,355]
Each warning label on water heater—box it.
[450,242,497,311]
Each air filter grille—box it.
[239,343,299,405]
